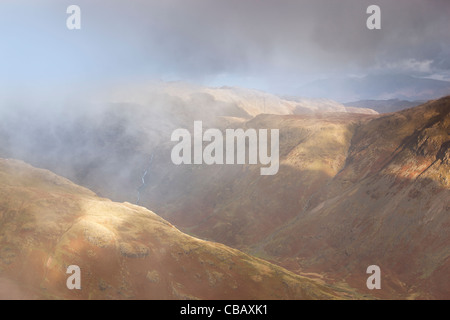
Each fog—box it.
[0,82,276,206]
[1,0,449,204]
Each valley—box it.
[0,83,448,299]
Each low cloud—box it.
[0,0,449,93]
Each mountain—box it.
[257,98,450,299]
[105,81,377,117]
[0,83,447,299]
[141,112,372,247]
[138,97,450,299]
[343,99,426,114]
[0,82,376,203]
[298,74,450,102]
[0,158,354,300]
[283,96,378,115]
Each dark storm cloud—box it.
[87,0,449,78]
[1,0,450,91]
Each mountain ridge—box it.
[343,99,426,114]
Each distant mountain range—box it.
[297,74,450,102]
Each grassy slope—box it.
[0,159,356,300]
[142,98,449,299]
[258,98,450,299]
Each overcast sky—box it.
[1,0,449,96]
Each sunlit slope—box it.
[258,97,450,299]
[142,97,449,299]
[0,159,351,300]
[142,113,372,248]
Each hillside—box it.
[0,85,447,299]
[0,82,376,204]
[258,98,450,299]
[0,159,350,300]
[141,112,372,247]
[140,97,449,299]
